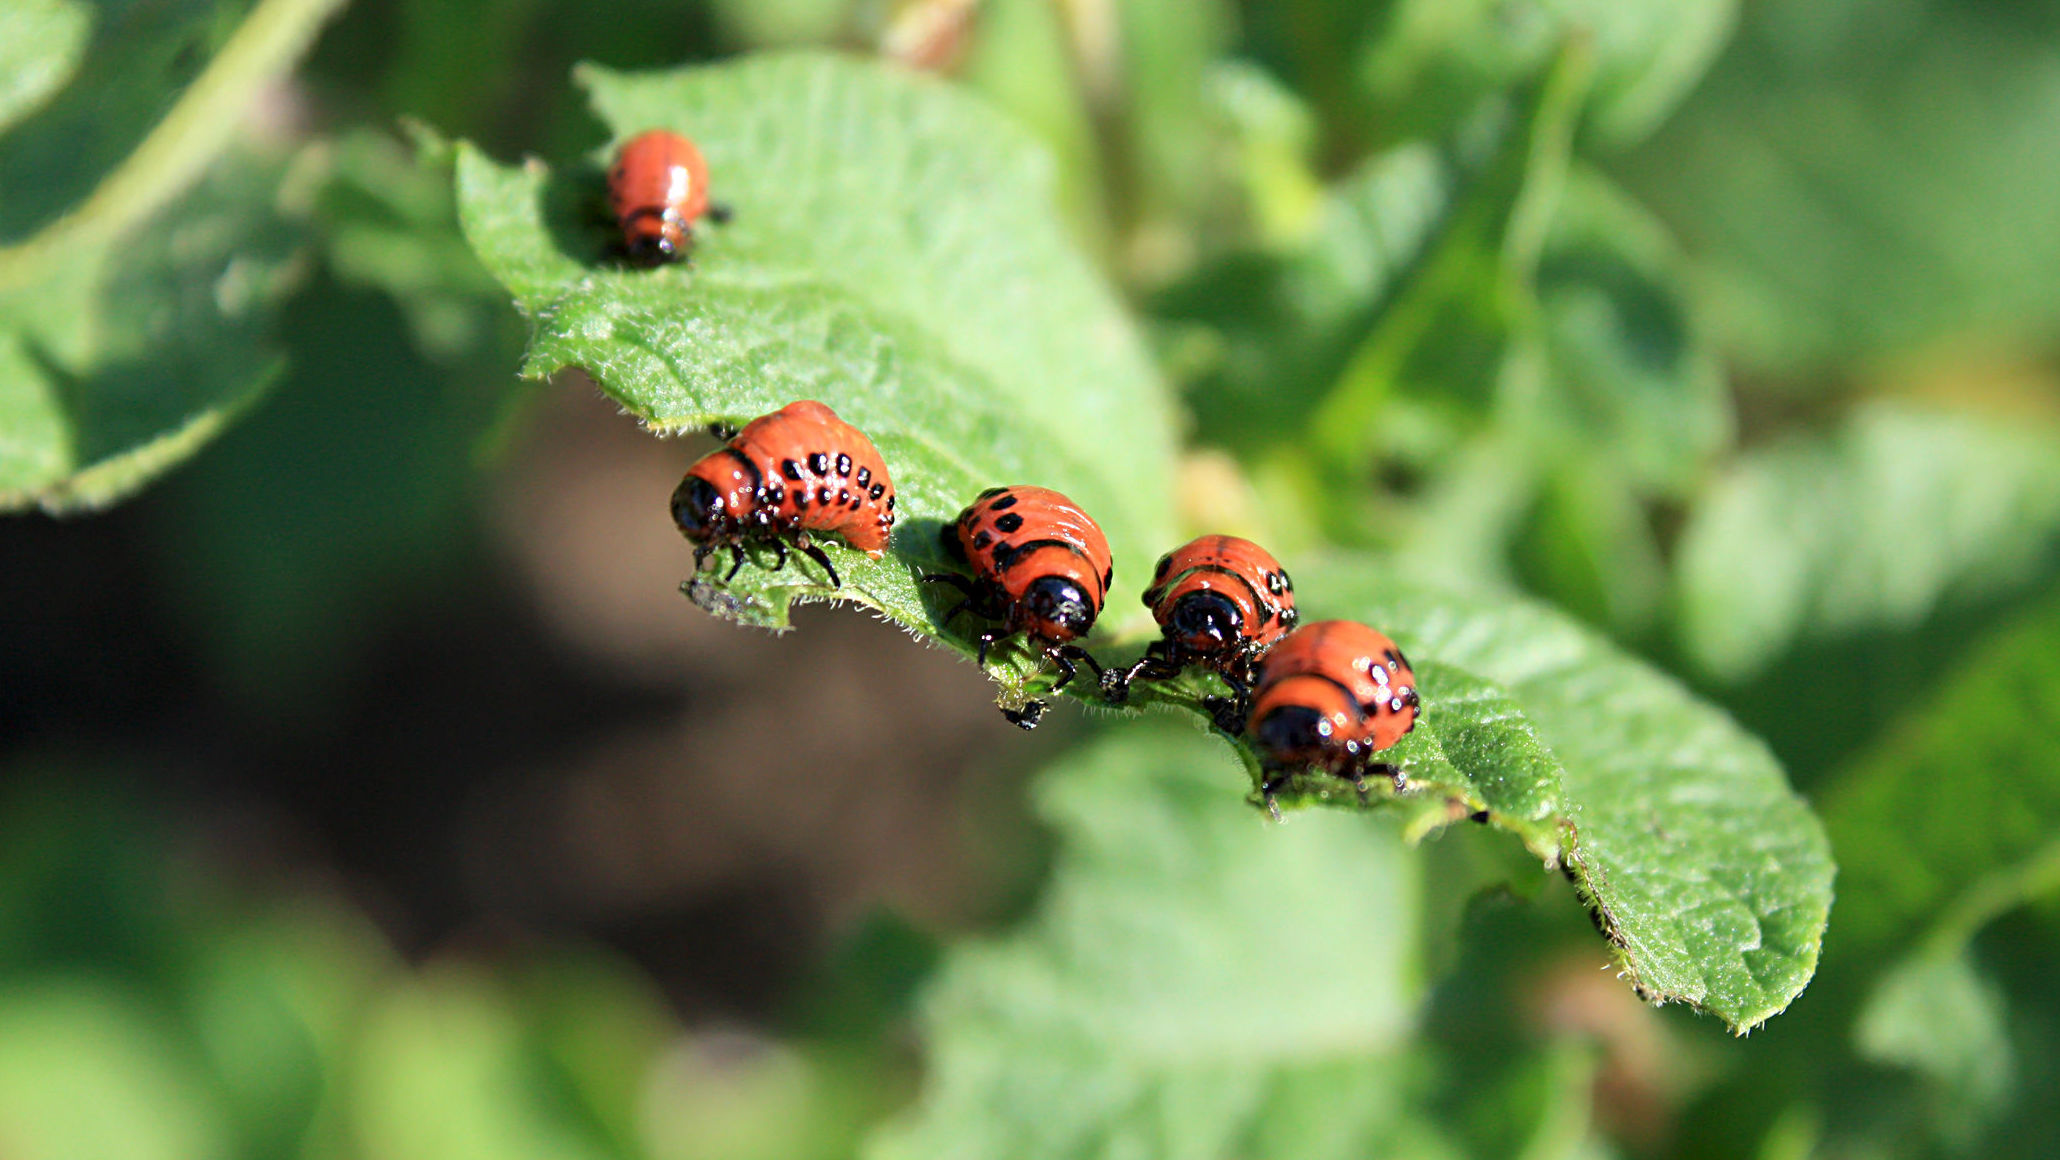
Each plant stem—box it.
[0,0,349,291]
[1925,833,2060,956]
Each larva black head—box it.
[1167,590,1244,655]
[625,231,679,267]
[1022,575,1096,643]
[1254,703,1334,762]
[671,474,731,540]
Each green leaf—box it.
[1399,661,1569,855]
[1448,1040,1611,1160]
[1503,170,1727,639]
[182,901,394,1157]
[0,0,345,254]
[1820,588,2060,963]
[1164,42,1596,527]
[0,0,228,241]
[1529,167,1731,499]
[866,722,1459,1160]
[454,53,1178,695]
[0,977,229,1160]
[1853,951,2016,1148]
[347,965,615,1160]
[1619,2,2060,372]
[639,1034,882,1160]
[1359,0,1739,147]
[1165,45,1593,467]
[706,0,851,49]
[957,0,1236,270]
[1204,60,1325,247]
[1509,455,1669,638]
[1675,401,2060,682]
[0,0,91,137]
[1161,140,1456,457]
[0,0,350,513]
[512,950,675,1159]
[1089,644,1570,859]
[315,124,513,360]
[1113,0,1237,245]
[1288,553,1833,1032]
[956,0,1113,255]
[0,150,303,513]
[146,277,495,711]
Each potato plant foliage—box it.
[452,53,1831,1037]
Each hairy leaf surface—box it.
[455,54,1179,696]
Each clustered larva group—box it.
[613,129,1421,817]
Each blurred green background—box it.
[4,0,2060,1157]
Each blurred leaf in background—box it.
[1824,588,2060,968]
[143,125,521,713]
[1620,0,2060,376]
[0,0,347,513]
[1675,400,2060,683]
[1357,0,1739,148]
[868,722,1449,1160]
[0,762,891,1160]
[14,0,2060,1157]
[0,0,93,142]
[0,149,300,513]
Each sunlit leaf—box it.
[454,52,1179,700]
[453,55,1825,1035]
[1288,554,1833,1032]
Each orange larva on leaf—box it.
[1101,534,1297,714]
[924,485,1113,725]
[671,400,895,588]
[609,129,726,265]
[1245,620,1421,818]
